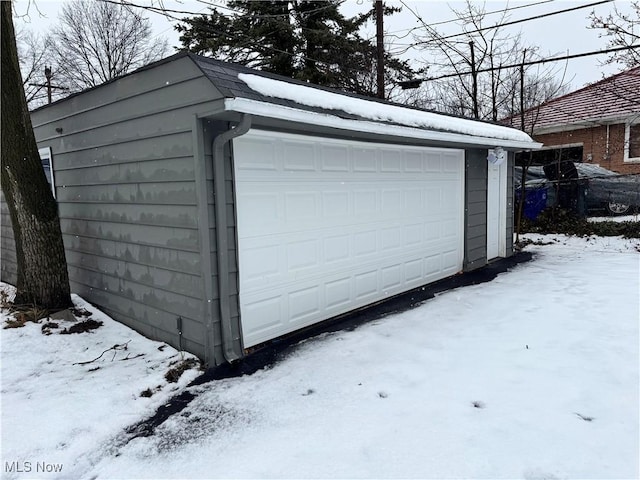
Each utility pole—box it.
[469,41,478,119]
[515,48,529,245]
[519,49,526,132]
[45,66,53,104]
[376,0,384,99]
[29,66,68,104]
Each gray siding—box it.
[0,191,18,285]
[27,56,224,360]
[464,149,488,271]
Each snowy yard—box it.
[1,234,638,479]
[587,214,640,223]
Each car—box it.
[515,161,640,216]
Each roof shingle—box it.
[504,67,640,132]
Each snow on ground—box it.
[588,213,640,223]
[0,293,201,479]
[2,234,639,479]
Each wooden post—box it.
[45,66,52,104]
[469,41,478,119]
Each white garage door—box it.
[233,130,465,348]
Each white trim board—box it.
[225,98,542,151]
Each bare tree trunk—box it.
[1,1,71,309]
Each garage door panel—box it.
[404,258,423,283]
[442,219,459,239]
[381,264,402,290]
[324,234,349,263]
[289,286,321,322]
[234,130,464,348]
[382,189,403,211]
[234,139,278,171]
[424,254,441,277]
[243,295,282,333]
[322,191,349,216]
[352,147,377,172]
[239,192,280,231]
[381,150,402,172]
[238,183,462,235]
[326,277,351,309]
[283,141,316,171]
[320,145,349,171]
[424,220,441,242]
[354,190,377,214]
[287,238,319,271]
[239,250,463,346]
[404,223,422,246]
[242,242,459,299]
[352,230,376,257]
[426,155,443,172]
[404,151,423,172]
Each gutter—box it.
[212,113,252,363]
[223,98,542,151]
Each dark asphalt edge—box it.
[121,251,534,442]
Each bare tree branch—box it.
[49,0,169,92]
[406,0,569,122]
[589,1,640,68]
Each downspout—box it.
[605,124,610,163]
[212,114,252,363]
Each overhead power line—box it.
[429,0,557,28]
[418,0,613,44]
[400,45,640,87]
[387,0,556,39]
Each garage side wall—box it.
[464,148,488,271]
[25,58,225,359]
[0,191,17,285]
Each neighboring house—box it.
[0,52,539,366]
[504,67,640,175]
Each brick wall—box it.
[534,124,640,175]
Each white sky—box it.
[13,0,635,91]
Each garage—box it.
[4,52,540,365]
[234,130,465,347]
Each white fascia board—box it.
[538,142,583,150]
[224,98,542,150]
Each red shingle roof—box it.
[504,67,640,133]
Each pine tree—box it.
[176,0,413,98]
[177,1,298,76]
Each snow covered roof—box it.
[31,51,538,149]
[190,54,539,150]
[503,67,640,133]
